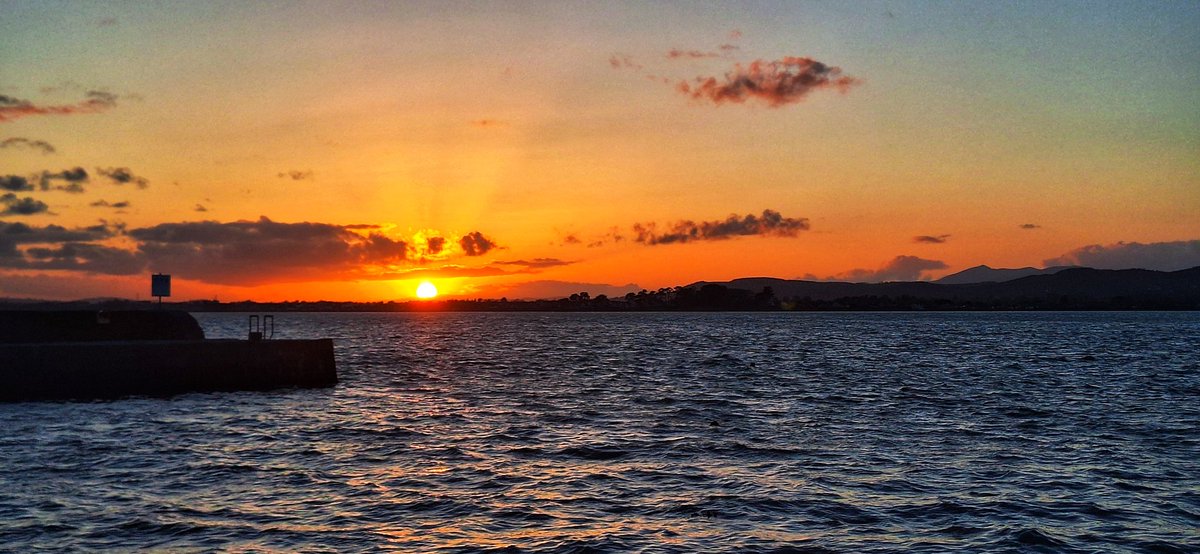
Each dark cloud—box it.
[676,56,859,107]
[0,216,509,286]
[425,236,446,256]
[821,255,949,283]
[633,209,808,245]
[89,199,130,209]
[1,193,49,216]
[1019,223,1041,230]
[19,242,144,275]
[608,54,642,70]
[494,258,574,269]
[0,221,117,258]
[1,175,34,192]
[913,234,951,244]
[97,166,148,188]
[0,90,120,123]
[1043,240,1200,272]
[0,137,56,154]
[277,170,313,181]
[127,217,410,284]
[0,221,114,244]
[193,204,208,212]
[459,231,497,256]
[562,234,581,245]
[667,49,722,59]
[38,167,89,192]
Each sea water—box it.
[1,312,1197,552]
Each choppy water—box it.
[1,312,1198,552]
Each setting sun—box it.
[415,281,438,299]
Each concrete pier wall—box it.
[1,339,337,401]
[0,310,204,343]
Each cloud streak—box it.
[676,57,859,107]
[666,49,722,59]
[0,91,120,123]
[1,137,56,154]
[633,209,809,245]
[97,167,149,188]
[913,234,950,244]
[89,199,130,209]
[494,258,574,269]
[277,170,314,181]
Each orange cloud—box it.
[0,91,119,123]
[677,57,859,107]
[633,209,809,245]
[666,48,721,59]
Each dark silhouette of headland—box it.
[4,266,1195,312]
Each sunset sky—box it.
[2,1,1198,301]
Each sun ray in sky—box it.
[1,1,1198,301]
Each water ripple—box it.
[0,311,1197,552]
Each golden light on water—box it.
[416,281,439,299]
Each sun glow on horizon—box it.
[416,281,439,299]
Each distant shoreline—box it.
[4,266,1197,312]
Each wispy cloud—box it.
[494,258,574,269]
[1019,223,1041,230]
[0,137,56,154]
[89,199,130,209]
[676,57,859,107]
[1044,240,1200,271]
[97,166,148,188]
[633,209,809,245]
[277,170,314,181]
[666,48,722,60]
[913,234,950,244]
[608,53,642,70]
[0,91,121,123]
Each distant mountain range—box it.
[934,265,1077,284]
[690,266,1200,309]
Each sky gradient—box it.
[2,1,1198,301]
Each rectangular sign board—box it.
[151,274,171,297]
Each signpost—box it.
[151,274,171,306]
